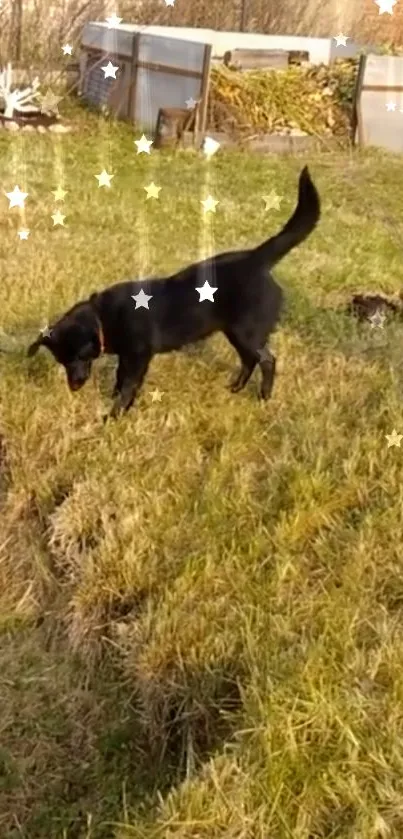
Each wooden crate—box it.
[223,48,310,71]
[154,105,199,149]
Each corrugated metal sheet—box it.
[80,27,210,131]
[82,22,366,66]
[135,33,207,129]
[357,54,403,153]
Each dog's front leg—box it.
[112,361,125,398]
[110,353,151,418]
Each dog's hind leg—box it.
[257,347,276,400]
[224,330,259,393]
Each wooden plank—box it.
[84,46,135,66]
[182,130,338,154]
[288,50,310,65]
[223,48,289,71]
[198,43,212,138]
[353,53,366,147]
[135,59,203,80]
[361,83,403,91]
[154,107,190,149]
[128,32,140,123]
[108,59,132,118]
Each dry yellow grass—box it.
[1,104,403,838]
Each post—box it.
[239,0,247,32]
[10,0,23,63]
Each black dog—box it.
[28,166,320,418]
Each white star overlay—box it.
[203,137,221,159]
[51,210,66,226]
[132,289,152,309]
[62,44,73,55]
[386,429,402,447]
[102,61,119,79]
[262,191,282,211]
[40,90,61,114]
[375,0,396,13]
[52,186,67,201]
[6,185,28,208]
[333,33,349,47]
[369,309,386,328]
[185,97,199,110]
[386,101,396,111]
[18,229,29,240]
[195,280,218,302]
[105,14,122,27]
[40,325,52,338]
[95,170,114,187]
[165,0,175,6]
[201,195,218,213]
[144,182,161,199]
[134,134,153,154]
[150,388,164,402]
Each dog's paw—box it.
[228,371,243,392]
[102,412,115,425]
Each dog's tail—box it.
[247,166,320,271]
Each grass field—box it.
[2,103,403,839]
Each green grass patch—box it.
[1,102,403,839]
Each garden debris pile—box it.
[207,59,358,139]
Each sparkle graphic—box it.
[18,229,29,240]
[134,134,153,154]
[95,169,114,188]
[150,388,164,402]
[6,185,28,208]
[203,136,221,159]
[144,182,161,199]
[369,309,386,328]
[333,33,349,47]
[196,280,218,302]
[40,325,52,338]
[386,429,402,447]
[132,289,152,309]
[164,0,175,6]
[62,44,73,55]
[51,210,66,226]
[105,13,123,27]
[375,0,396,12]
[386,101,396,111]
[185,97,199,110]
[52,186,67,201]
[262,191,282,211]
[201,195,218,214]
[102,61,119,79]
[40,89,61,114]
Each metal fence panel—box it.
[134,33,208,130]
[356,54,403,153]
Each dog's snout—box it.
[69,379,86,391]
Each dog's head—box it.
[27,301,104,392]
